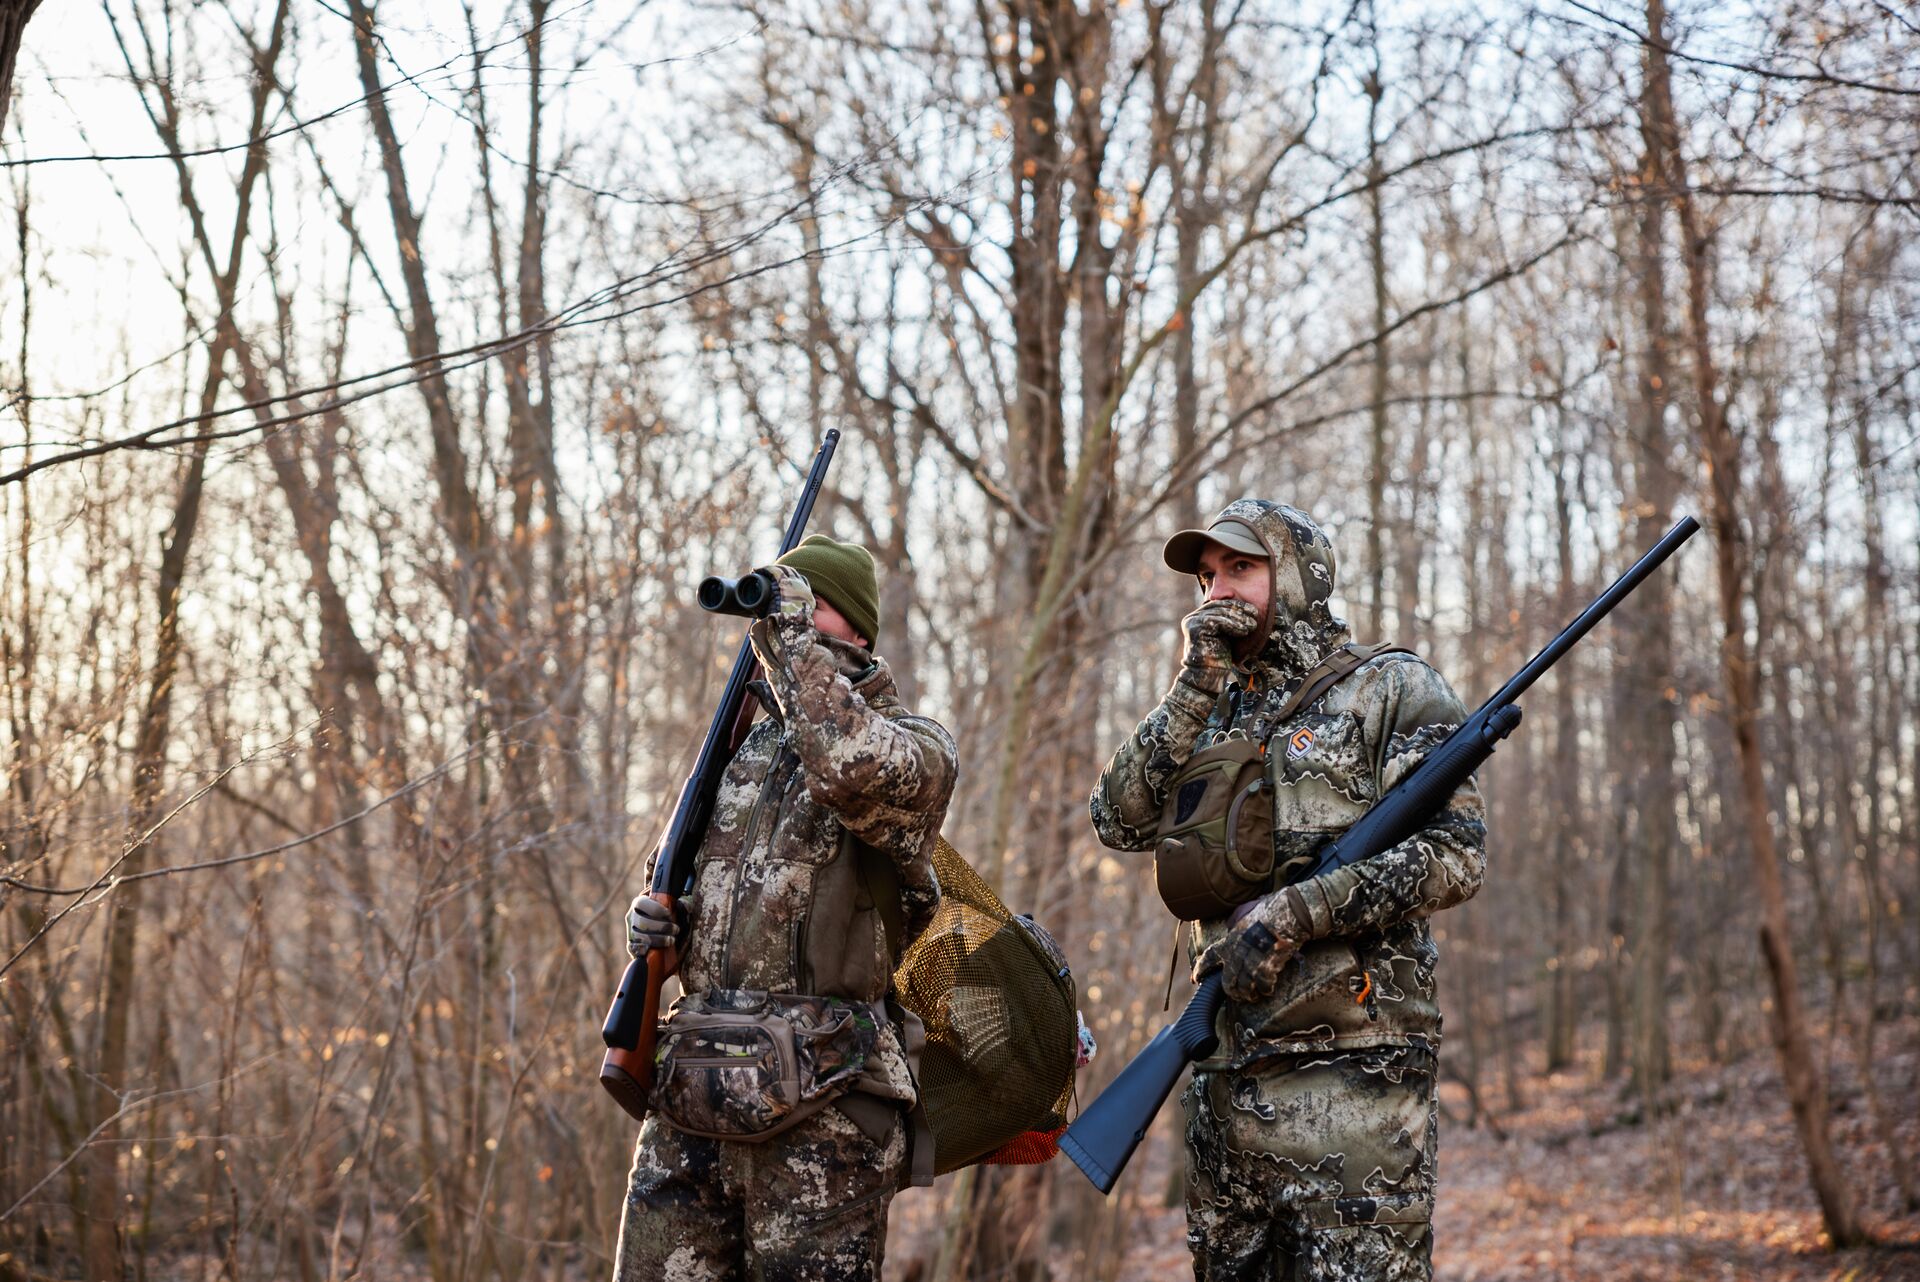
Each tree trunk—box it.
[1639,0,1862,1245]
[1622,124,1680,1098]
[1841,252,1918,1209]
[0,1,45,136]
[80,8,288,1272]
[1363,51,1390,640]
[1544,445,1576,1072]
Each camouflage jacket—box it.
[672,605,956,1103]
[1091,500,1486,1065]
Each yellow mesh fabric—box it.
[894,838,1079,1174]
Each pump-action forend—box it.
[599,430,841,1119]
[1059,515,1702,1194]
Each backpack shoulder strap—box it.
[854,837,907,963]
[850,837,937,1188]
[1272,642,1417,723]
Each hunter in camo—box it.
[1091,499,1486,1282]
[615,559,956,1282]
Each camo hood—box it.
[1201,499,1351,683]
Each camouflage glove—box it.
[747,565,825,720]
[1180,599,1260,678]
[759,564,817,642]
[1195,887,1309,1003]
[625,894,689,958]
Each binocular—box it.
[698,570,777,618]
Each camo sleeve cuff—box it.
[1287,880,1335,940]
[1167,667,1227,720]
[1089,670,1225,850]
[758,633,959,852]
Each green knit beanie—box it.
[776,534,882,646]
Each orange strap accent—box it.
[1353,972,1373,1006]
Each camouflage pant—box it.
[612,1103,904,1282]
[1182,1045,1437,1281]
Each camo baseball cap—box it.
[1162,516,1271,573]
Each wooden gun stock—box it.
[599,892,679,1121]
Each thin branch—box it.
[0,751,256,979]
[0,1057,277,1223]
[2,1,591,169]
[0,197,890,486]
[1,743,483,901]
[1556,0,1920,98]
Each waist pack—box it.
[1154,643,1413,921]
[648,989,879,1141]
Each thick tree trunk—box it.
[1639,0,1862,1245]
[941,6,1076,1278]
[975,0,1069,901]
[1623,130,1680,1098]
[0,1,44,135]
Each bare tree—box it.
[1637,0,1862,1246]
[3,0,1917,1277]
[76,6,289,1273]
[0,0,43,134]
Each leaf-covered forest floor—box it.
[1424,1035,1920,1282]
[66,1021,1920,1281]
[883,1019,1920,1281]
[1075,1026,1920,1282]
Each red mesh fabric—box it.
[983,1127,1064,1166]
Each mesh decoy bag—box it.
[893,838,1079,1174]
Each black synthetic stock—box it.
[1177,973,1226,1058]
[598,432,839,1062]
[1056,1027,1182,1194]
[601,956,648,1050]
[1060,516,1701,1193]
[1059,974,1224,1192]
